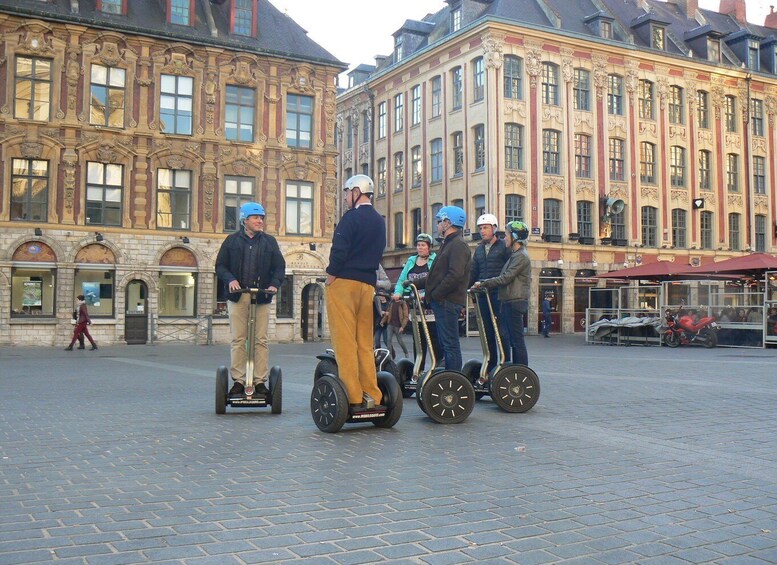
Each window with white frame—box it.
[638,80,654,120]
[473,57,484,102]
[729,213,741,251]
[411,146,422,187]
[669,86,684,124]
[577,201,593,239]
[573,68,590,111]
[377,101,386,138]
[394,93,404,131]
[700,211,714,249]
[672,208,687,248]
[11,158,48,221]
[394,212,404,247]
[751,98,764,136]
[726,153,739,192]
[394,152,404,192]
[286,181,313,235]
[754,155,766,195]
[160,74,193,134]
[473,125,485,170]
[725,95,736,132]
[431,76,442,117]
[697,90,709,129]
[225,85,255,142]
[86,162,123,226]
[233,0,254,35]
[607,75,623,115]
[224,176,254,232]
[574,133,591,178]
[505,123,523,170]
[504,56,523,100]
[170,0,191,25]
[698,150,711,190]
[640,142,655,184]
[156,169,191,229]
[670,146,685,187]
[430,139,443,183]
[453,132,463,176]
[543,199,561,238]
[451,67,462,109]
[286,94,313,148]
[641,206,658,247]
[543,129,560,174]
[14,56,51,121]
[90,64,125,127]
[505,194,524,224]
[411,85,421,126]
[541,62,559,105]
[609,138,625,181]
[755,215,766,252]
[377,158,387,197]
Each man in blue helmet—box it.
[409,205,471,371]
[216,202,286,397]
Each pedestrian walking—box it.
[65,295,98,351]
[542,293,552,337]
[381,298,410,358]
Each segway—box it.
[314,347,399,385]
[216,288,282,415]
[462,287,540,413]
[394,283,476,424]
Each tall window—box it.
[751,98,764,136]
[601,21,613,39]
[640,142,655,184]
[431,76,442,117]
[609,138,625,181]
[577,201,593,239]
[698,150,711,190]
[451,67,462,109]
[726,154,739,192]
[696,90,709,128]
[377,158,387,197]
[725,95,736,132]
[430,139,443,183]
[394,152,404,192]
[473,57,485,102]
[652,25,665,50]
[411,85,421,126]
[157,169,191,229]
[394,212,404,247]
[377,102,386,138]
[286,94,313,148]
[668,86,684,124]
[543,129,560,174]
[543,199,562,238]
[670,146,685,187]
[505,194,524,223]
[411,145,422,187]
[233,0,254,35]
[14,56,51,120]
[638,80,654,120]
[411,208,422,241]
[224,176,254,232]
[86,162,123,226]
[473,124,485,170]
[700,211,714,249]
[574,133,591,178]
[748,41,760,70]
[573,69,590,111]
[641,206,658,247]
[607,75,623,115]
[276,276,293,318]
[90,64,125,127]
[394,93,404,131]
[542,63,559,105]
[101,0,123,13]
[474,194,485,219]
[160,74,193,135]
[286,181,313,235]
[708,38,721,62]
[672,208,687,248]
[10,158,48,221]
[612,207,626,242]
[362,110,370,142]
[453,132,463,176]
[505,123,523,170]
[754,155,766,194]
[225,85,255,142]
[345,117,353,149]
[170,0,190,25]
[451,7,461,32]
[729,213,741,251]
[755,215,766,252]
[504,56,523,100]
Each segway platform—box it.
[216,365,282,414]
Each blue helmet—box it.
[239,202,265,223]
[435,205,466,229]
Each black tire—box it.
[373,371,403,428]
[314,358,338,383]
[396,358,415,398]
[269,366,282,415]
[415,372,428,414]
[490,365,540,413]
[215,366,228,415]
[664,331,680,348]
[421,371,475,424]
[310,375,348,433]
[702,329,718,349]
[462,359,487,400]
[382,358,400,387]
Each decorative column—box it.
[482,31,505,219]
[524,41,543,230]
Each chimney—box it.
[766,5,777,29]
[669,0,699,19]
[719,0,747,24]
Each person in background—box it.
[382,298,410,359]
[542,293,552,338]
[65,295,97,351]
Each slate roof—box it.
[0,0,344,68]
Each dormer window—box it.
[652,25,665,50]
[708,38,721,63]
[451,8,461,32]
[601,20,612,39]
[233,0,255,36]
[169,0,192,26]
[98,0,124,14]
[748,40,760,70]
[395,38,404,62]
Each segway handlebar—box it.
[235,287,277,295]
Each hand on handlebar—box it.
[228,280,242,292]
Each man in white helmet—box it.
[469,213,511,372]
[325,174,386,411]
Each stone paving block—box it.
[288,541,343,558]
[418,537,470,552]
[142,545,206,561]
[239,548,298,563]
[54,543,114,559]
[419,551,476,565]
[330,549,385,564]
[199,540,254,555]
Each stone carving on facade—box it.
[62,149,78,212]
[289,65,315,93]
[324,178,337,232]
[343,149,353,165]
[93,39,126,67]
[166,154,185,169]
[625,62,639,94]
[543,175,564,194]
[229,58,259,86]
[159,50,196,76]
[505,171,527,190]
[697,129,713,145]
[560,48,574,83]
[592,55,608,98]
[670,189,687,201]
[753,137,766,153]
[724,133,741,148]
[504,100,526,117]
[655,75,669,109]
[700,190,715,204]
[609,185,628,200]
[765,95,777,126]
[96,144,118,163]
[15,23,55,56]
[204,70,217,125]
[359,144,369,161]
[201,173,216,222]
[524,41,543,88]
[0,126,26,139]
[710,84,725,119]
[755,195,768,213]
[727,194,743,207]
[683,71,698,102]
[21,142,43,159]
[641,186,659,199]
[668,125,686,140]
[639,121,657,136]
[574,112,593,129]
[608,116,626,135]
[542,105,562,124]
[576,181,595,199]
[481,32,505,69]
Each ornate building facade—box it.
[337,0,777,334]
[0,0,343,345]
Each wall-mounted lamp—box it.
[592,260,598,268]
[180,236,190,244]
[34,227,43,236]
[557,258,564,267]
[309,243,317,251]
[95,232,104,242]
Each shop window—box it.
[74,269,115,317]
[11,268,56,317]
[276,276,293,318]
[539,268,563,334]
[159,272,197,316]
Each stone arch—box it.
[284,249,327,270]
[160,246,198,268]
[7,238,60,262]
[66,239,123,264]
[154,243,204,268]
[117,270,158,294]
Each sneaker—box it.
[228,382,245,397]
[64,345,73,351]
[90,344,98,350]
[254,383,270,396]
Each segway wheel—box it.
[269,366,282,415]
[490,365,540,413]
[310,375,349,433]
[664,332,680,348]
[314,358,338,383]
[396,358,414,398]
[421,371,475,424]
[415,373,428,414]
[373,371,403,428]
[215,366,228,415]
[462,359,487,400]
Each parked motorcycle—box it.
[662,310,719,348]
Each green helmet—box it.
[415,233,433,246]
[506,220,529,244]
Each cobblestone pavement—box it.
[1,336,776,564]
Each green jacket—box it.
[393,252,437,295]
[481,246,531,302]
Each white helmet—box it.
[344,174,375,195]
[476,213,498,228]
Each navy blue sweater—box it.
[326,205,386,285]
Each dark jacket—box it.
[326,205,386,285]
[481,247,531,302]
[76,302,91,325]
[418,231,471,305]
[469,237,511,287]
[216,228,286,304]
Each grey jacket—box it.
[481,247,531,302]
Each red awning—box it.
[676,253,777,277]
[596,260,693,280]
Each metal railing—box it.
[151,315,213,345]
